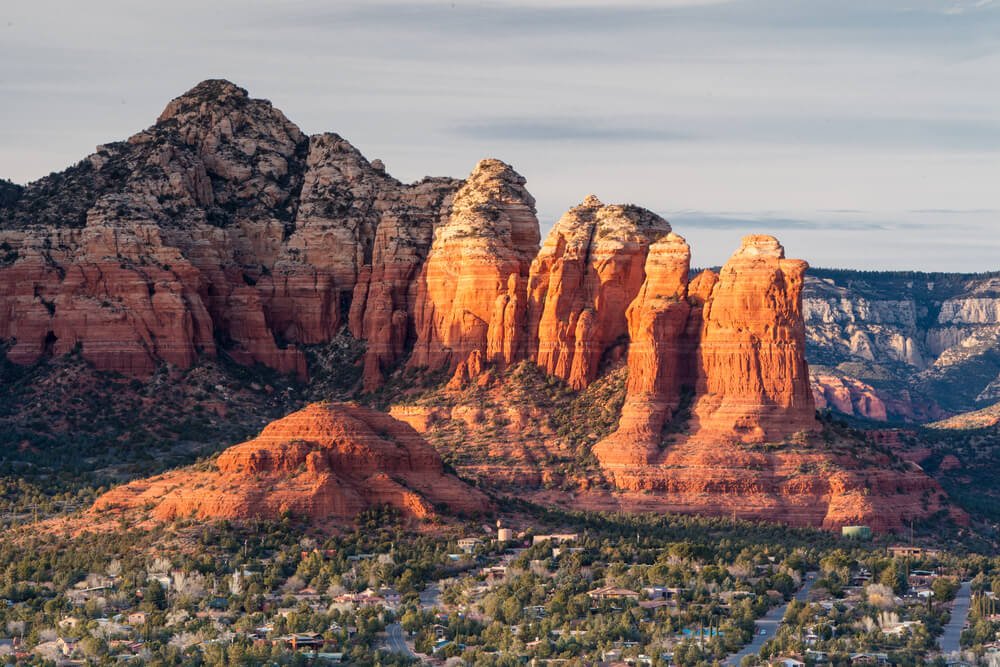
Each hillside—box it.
[805,268,1000,421]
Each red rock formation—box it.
[527,196,672,390]
[592,233,692,465]
[90,403,490,523]
[347,183,459,391]
[0,80,460,382]
[812,372,888,421]
[691,235,816,442]
[561,438,950,532]
[409,159,539,379]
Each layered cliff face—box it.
[593,235,815,467]
[571,438,952,532]
[811,371,888,421]
[805,270,1000,420]
[691,235,816,442]
[527,196,673,390]
[409,159,539,380]
[591,233,692,465]
[0,80,461,382]
[89,403,490,524]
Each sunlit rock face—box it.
[2,79,958,534]
[409,159,539,380]
[689,234,817,443]
[527,196,673,391]
[90,403,491,523]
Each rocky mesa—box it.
[89,403,490,525]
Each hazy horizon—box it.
[2,0,998,270]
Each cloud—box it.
[453,119,692,143]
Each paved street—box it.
[419,582,441,609]
[939,581,972,655]
[383,622,417,657]
[724,573,818,665]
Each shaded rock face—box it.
[90,403,490,523]
[409,159,540,378]
[527,196,672,390]
[0,80,460,381]
[812,371,888,421]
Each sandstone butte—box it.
[89,403,490,525]
[0,80,957,531]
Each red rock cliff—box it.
[527,196,672,390]
[0,81,461,382]
[409,159,540,380]
[691,234,816,442]
[592,233,692,465]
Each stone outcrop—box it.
[594,235,815,467]
[2,79,959,534]
[811,371,888,421]
[566,438,952,532]
[591,233,692,465]
[409,159,539,380]
[0,80,461,383]
[527,196,672,390]
[690,235,816,442]
[90,403,490,523]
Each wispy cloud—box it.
[454,119,692,143]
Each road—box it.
[939,581,972,655]
[724,573,818,666]
[419,582,441,609]
[383,622,417,657]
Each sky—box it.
[2,0,999,270]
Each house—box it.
[769,658,805,667]
[457,538,482,553]
[378,587,401,606]
[851,653,889,666]
[588,585,640,601]
[639,599,675,610]
[945,659,974,667]
[127,611,148,626]
[888,545,925,559]
[532,533,578,545]
[56,637,79,657]
[481,566,508,579]
[526,604,548,618]
[276,633,325,650]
